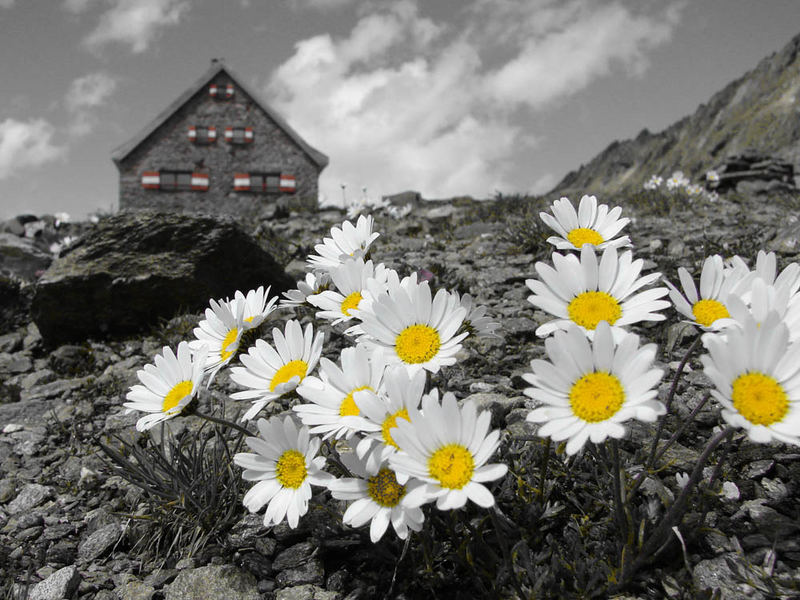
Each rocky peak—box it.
[553,30,800,197]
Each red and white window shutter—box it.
[224,127,254,143]
[191,173,209,191]
[233,173,251,191]
[188,125,217,142]
[141,171,160,189]
[209,84,234,98]
[279,175,296,192]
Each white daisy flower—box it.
[524,322,665,455]
[350,366,426,469]
[526,245,670,340]
[281,272,330,309]
[294,345,387,440]
[354,279,467,375]
[307,258,390,325]
[643,175,663,190]
[230,320,325,421]
[389,391,508,510]
[307,214,380,272]
[234,416,332,528]
[328,448,424,542]
[455,292,501,338]
[231,286,279,330]
[665,255,748,330]
[700,310,800,445]
[123,341,207,431]
[539,195,631,251]
[737,250,800,299]
[666,171,689,190]
[190,298,245,381]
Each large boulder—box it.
[31,210,294,345]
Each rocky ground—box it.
[2,191,800,599]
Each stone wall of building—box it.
[118,73,322,218]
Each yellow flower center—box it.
[691,299,729,327]
[569,372,625,422]
[220,327,239,361]
[567,227,605,247]
[270,359,308,392]
[567,291,622,330]
[162,380,193,413]
[339,385,372,416]
[244,316,256,323]
[381,408,410,449]
[367,468,406,507]
[340,291,363,316]
[275,449,308,489]
[395,324,441,364]
[731,372,789,426]
[428,444,475,489]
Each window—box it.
[188,125,217,144]
[224,127,254,144]
[141,170,209,191]
[233,172,295,193]
[209,84,234,99]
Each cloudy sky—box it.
[1,0,798,219]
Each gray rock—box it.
[0,351,32,374]
[163,564,260,600]
[273,541,316,571]
[0,331,23,353]
[8,426,47,456]
[31,210,294,345]
[273,541,324,587]
[465,392,526,428]
[20,376,90,402]
[693,554,765,600]
[275,558,325,587]
[7,483,54,514]
[0,233,52,280]
[276,584,342,600]
[48,344,95,377]
[115,578,156,600]
[28,565,80,600]
[78,522,123,561]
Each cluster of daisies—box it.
[123,214,505,542]
[643,170,719,202]
[523,193,800,454]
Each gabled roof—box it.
[111,60,328,169]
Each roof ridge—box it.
[111,61,328,169]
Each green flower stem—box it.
[609,440,633,551]
[538,438,551,502]
[646,333,703,469]
[629,391,712,499]
[191,409,254,438]
[490,508,528,600]
[619,426,734,586]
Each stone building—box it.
[112,60,328,217]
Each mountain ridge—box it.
[552,30,800,196]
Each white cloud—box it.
[84,0,189,54]
[65,72,118,112]
[63,72,118,137]
[0,0,14,8]
[268,0,682,204]
[0,119,66,180]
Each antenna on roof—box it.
[211,57,225,65]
